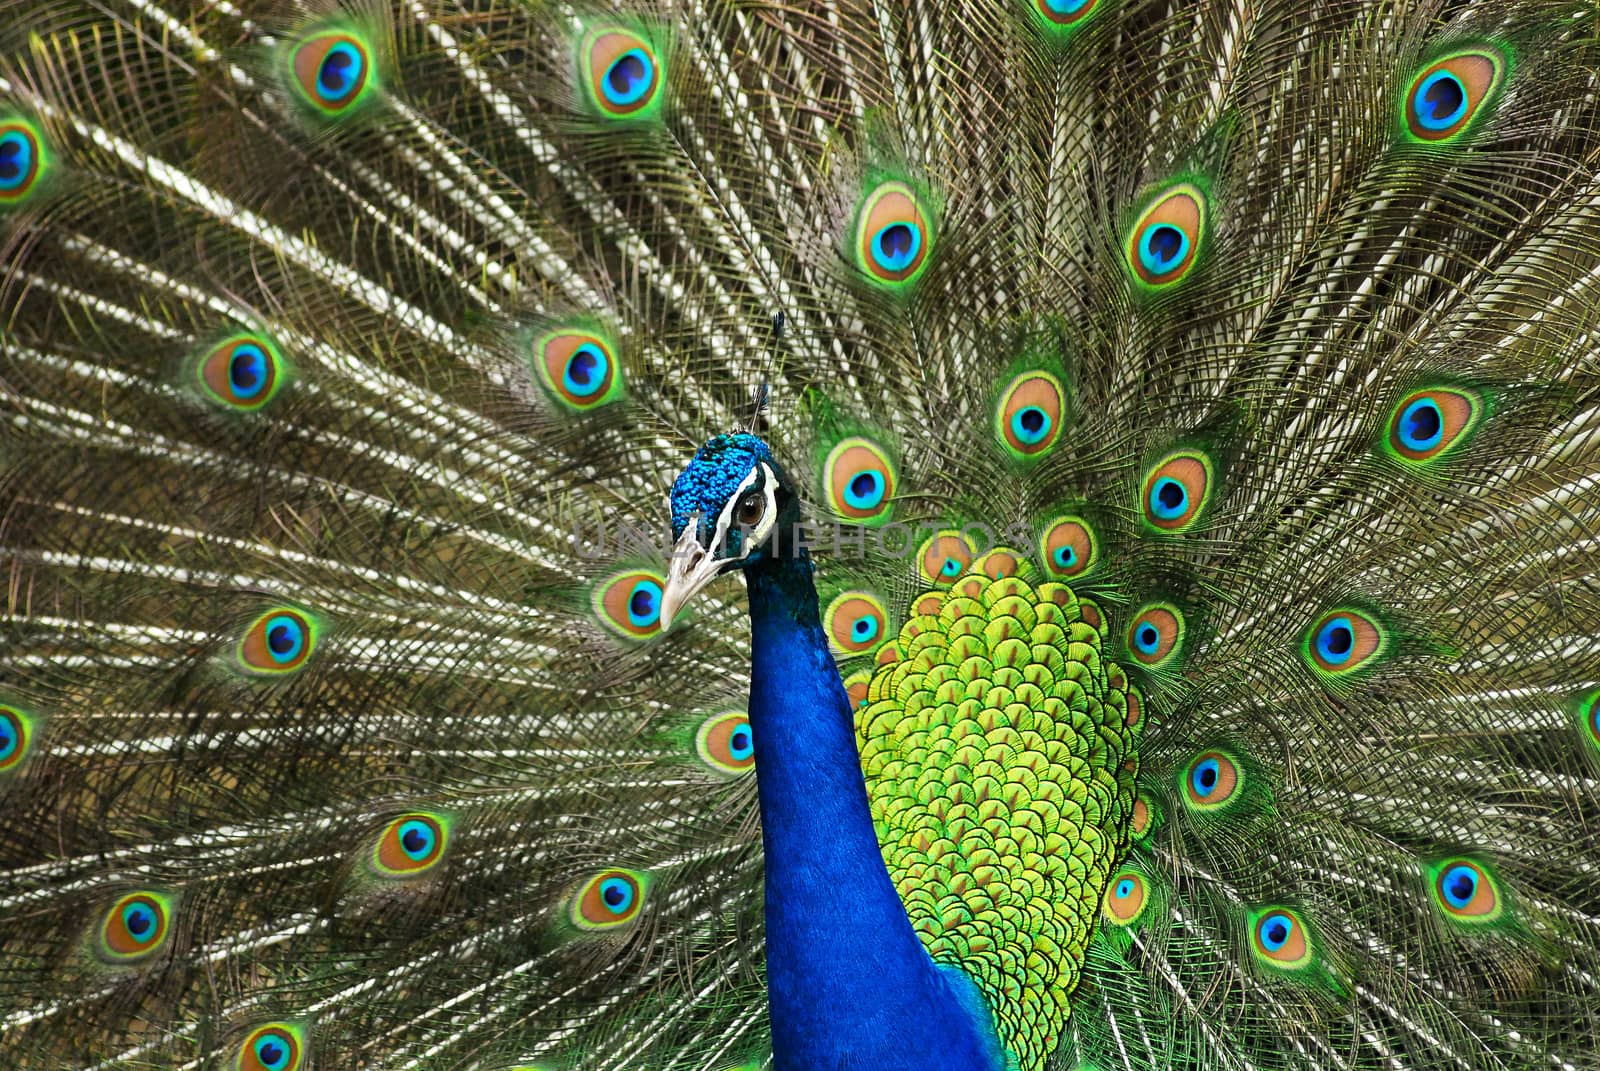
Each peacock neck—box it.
[744,549,1004,1071]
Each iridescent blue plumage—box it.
[667,436,1005,1071]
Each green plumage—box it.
[1,0,1599,1067]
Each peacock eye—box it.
[0,120,47,203]
[291,31,374,114]
[734,492,765,527]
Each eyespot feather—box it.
[1250,907,1314,971]
[822,437,897,525]
[237,1023,306,1071]
[581,28,663,120]
[571,869,649,930]
[534,329,623,410]
[196,334,288,411]
[695,711,755,775]
[99,891,174,962]
[236,608,319,676]
[290,30,376,114]
[1126,182,1207,289]
[852,180,935,288]
[373,813,449,877]
[594,570,665,639]
[1401,46,1508,144]
[0,118,48,203]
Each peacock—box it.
[3,0,1600,1066]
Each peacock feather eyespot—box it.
[1428,858,1503,924]
[917,531,976,586]
[98,891,174,963]
[572,868,648,930]
[842,669,871,711]
[1031,0,1100,30]
[0,118,47,204]
[1101,870,1148,927]
[1382,386,1483,465]
[1578,689,1600,753]
[291,30,375,115]
[582,28,662,120]
[1130,795,1158,841]
[373,813,449,877]
[1402,47,1507,145]
[996,371,1066,460]
[823,437,897,524]
[236,608,319,676]
[1125,602,1184,670]
[1126,183,1207,289]
[534,329,622,411]
[1301,607,1388,679]
[1249,907,1314,971]
[1141,450,1213,533]
[593,569,665,639]
[695,711,755,775]
[972,548,1024,580]
[825,591,889,656]
[852,181,934,288]
[238,1023,305,1071]
[1123,688,1143,729]
[1039,514,1097,579]
[0,703,36,774]
[1182,749,1241,812]
[197,334,287,411]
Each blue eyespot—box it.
[1413,70,1467,132]
[0,127,37,192]
[255,1033,292,1071]
[842,469,886,511]
[122,903,155,942]
[317,41,364,103]
[602,48,655,107]
[397,819,436,861]
[1257,912,1293,953]
[0,720,14,762]
[728,726,754,761]
[1440,864,1478,910]
[1139,224,1190,276]
[562,342,610,399]
[1009,406,1052,446]
[940,557,962,577]
[228,343,268,400]
[1134,623,1160,655]
[1043,0,1090,11]
[1315,616,1354,666]
[626,579,662,629]
[264,615,306,665]
[870,222,923,274]
[850,615,879,644]
[1148,477,1188,521]
[1115,877,1135,898]
[1052,545,1077,569]
[1190,757,1220,798]
[599,875,635,915]
[1397,397,1443,451]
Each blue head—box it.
[662,433,797,628]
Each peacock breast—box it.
[856,559,1142,1071]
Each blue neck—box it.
[744,549,1004,1071]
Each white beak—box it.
[659,524,727,632]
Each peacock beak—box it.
[659,524,726,632]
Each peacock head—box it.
[661,433,798,629]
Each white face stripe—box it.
[709,462,778,561]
